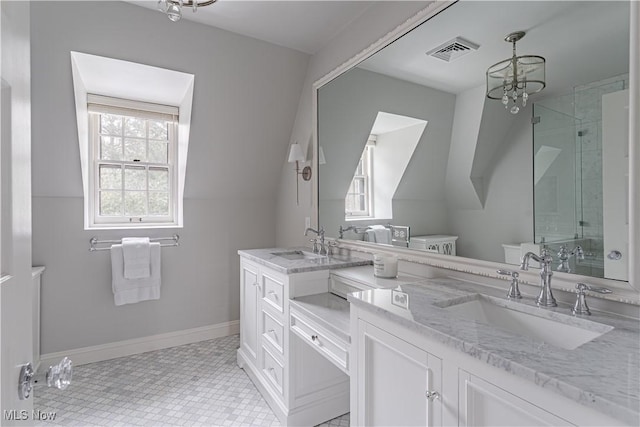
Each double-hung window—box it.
[88,95,178,228]
[345,144,373,218]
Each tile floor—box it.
[34,335,349,427]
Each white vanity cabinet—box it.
[350,303,628,427]
[354,319,442,426]
[237,256,350,426]
[239,260,261,365]
[458,370,572,427]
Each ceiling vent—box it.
[426,37,480,62]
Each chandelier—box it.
[157,0,218,22]
[486,31,545,114]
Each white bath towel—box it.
[111,242,161,306]
[122,237,151,279]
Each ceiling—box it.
[126,0,377,54]
[359,1,630,96]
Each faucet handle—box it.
[572,283,591,315]
[576,283,612,294]
[309,238,319,254]
[497,269,519,278]
[497,269,521,299]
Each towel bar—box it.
[89,235,180,252]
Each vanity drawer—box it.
[261,346,284,396]
[262,310,284,355]
[262,273,284,313]
[290,309,349,374]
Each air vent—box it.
[426,37,480,62]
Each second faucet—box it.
[305,227,326,255]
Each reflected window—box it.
[346,143,373,217]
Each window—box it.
[345,144,373,217]
[88,95,178,227]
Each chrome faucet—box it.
[338,225,357,239]
[305,227,326,255]
[556,244,584,273]
[520,249,557,307]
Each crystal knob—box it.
[46,357,73,390]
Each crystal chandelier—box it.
[486,31,545,114]
[157,0,218,22]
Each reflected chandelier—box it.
[157,0,218,22]
[486,31,545,114]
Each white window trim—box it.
[71,52,194,230]
[87,100,179,228]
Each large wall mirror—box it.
[317,0,635,287]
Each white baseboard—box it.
[39,321,239,372]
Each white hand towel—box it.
[111,243,161,306]
[373,228,392,244]
[369,225,386,230]
[365,230,376,242]
[122,237,151,279]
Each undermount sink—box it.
[271,250,324,261]
[438,294,613,350]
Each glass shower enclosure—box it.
[533,75,627,278]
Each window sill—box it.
[86,223,183,231]
[345,217,390,222]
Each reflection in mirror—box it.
[533,76,629,280]
[317,1,630,281]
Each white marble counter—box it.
[348,278,640,426]
[238,247,371,274]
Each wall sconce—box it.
[288,142,311,205]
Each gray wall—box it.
[31,1,308,354]
[318,68,455,238]
[275,2,431,247]
[447,106,534,262]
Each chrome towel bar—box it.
[89,234,180,252]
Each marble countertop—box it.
[290,293,351,343]
[238,247,371,274]
[348,278,640,425]
[331,265,428,289]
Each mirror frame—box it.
[312,0,640,299]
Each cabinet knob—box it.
[425,391,440,401]
[311,335,318,341]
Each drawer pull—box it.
[268,290,278,299]
[268,329,278,338]
[425,391,440,401]
[311,334,322,346]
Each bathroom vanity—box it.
[236,248,370,426]
[348,279,638,426]
[237,248,638,426]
